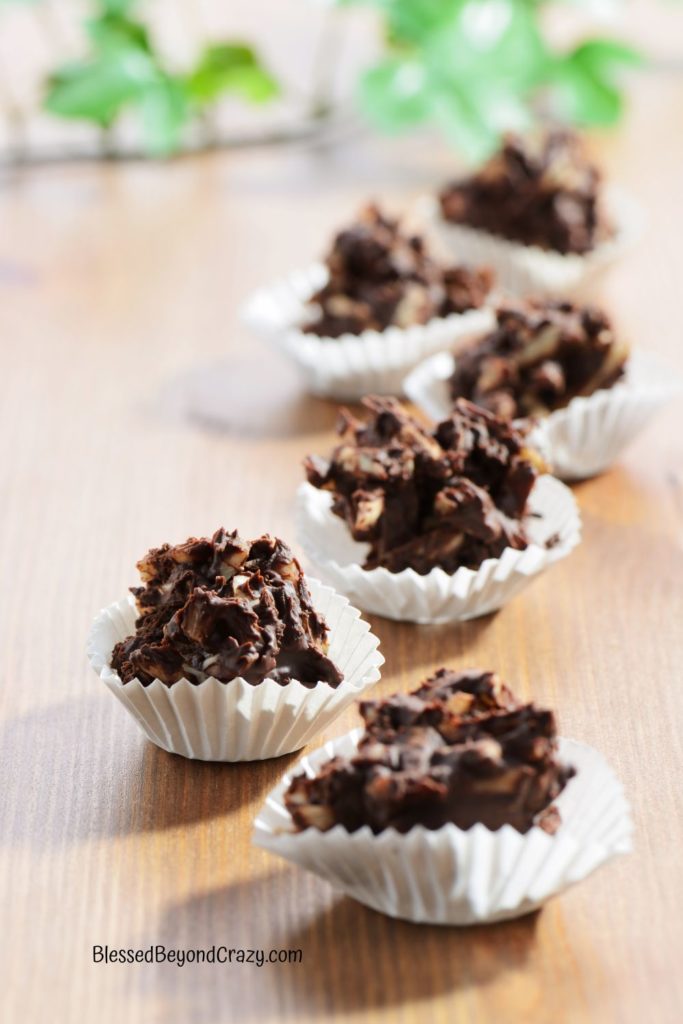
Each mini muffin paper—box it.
[404,348,680,481]
[253,729,633,926]
[295,477,581,624]
[241,262,494,401]
[419,188,642,300]
[87,578,383,762]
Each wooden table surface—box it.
[2,73,683,1024]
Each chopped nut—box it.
[444,691,475,717]
[295,804,336,831]
[351,491,385,537]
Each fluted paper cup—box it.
[253,729,633,925]
[403,349,460,422]
[295,478,580,624]
[241,263,495,401]
[405,348,679,481]
[86,579,383,761]
[532,349,681,480]
[420,188,642,299]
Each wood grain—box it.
[1,72,683,1024]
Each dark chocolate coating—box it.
[303,204,493,337]
[110,530,343,688]
[449,298,629,419]
[304,396,543,575]
[285,668,575,835]
[439,131,612,255]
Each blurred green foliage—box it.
[43,0,278,154]
[344,0,642,160]
[7,0,645,157]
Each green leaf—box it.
[86,12,152,55]
[359,57,431,131]
[44,53,154,125]
[42,8,280,154]
[549,37,641,126]
[99,0,138,13]
[138,76,189,155]
[426,1,550,89]
[430,86,500,162]
[384,0,465,46]
[337,0,456,44]
[550,63,623,126]
[357,2,548,156]
[569,39,643,73]
[186,43,279,105]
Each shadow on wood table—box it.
[153,868,540,1022]
[368,612,497,683]
[159,356,339,439]
[0,695,297,846]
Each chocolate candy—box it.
[450,298,629,419]
[305,396,544,574]
[439,131,612,255]
[111,530,343,688]
[285,668,574,834]
[303,204,493,337]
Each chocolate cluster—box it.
[111,530,343,688]
[439,131,612,255]
[450,299,629,419]
[285,668,574,834]
[304,397,543,575]
[303,204,493,337]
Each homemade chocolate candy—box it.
[439,131,612,255]
[303,204,493,337]
[449,299,629,419]
[304,396,543,574]
[111,530,343,688]
[285,668,575,834]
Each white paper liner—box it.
[254,729,633,925]
[403,349,461,422]
[419,188,642,299]
[241,262,495,400]
[86,579,383,761]
[404,348,680,481]
[295,478,580,624]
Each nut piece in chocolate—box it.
[439,131,613,255]
[449,298,629,419]
[303,203,493,337]
[285,668,575,835]
[304,396,544,575]
[111,530,343,688]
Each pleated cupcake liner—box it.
[241,262,495,401]
[294,477,581,624]
[531,349,681,479]
[253,729,633,926]
[86,578,384,761]
[419,188,642,299]
[403,350,460,422]
[404,348,680,481]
